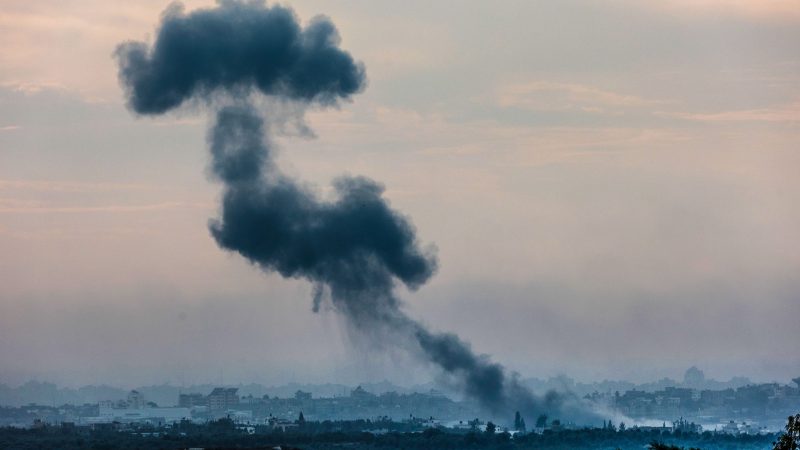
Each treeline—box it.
[0,419,777,450]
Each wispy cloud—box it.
[0,125,20,131]
[659,100,800,123]
[0,225,172,240]
[0,179,156,193]
[631,0,800,21]
[0,197,42,208]
[0,81,65,94]
[0,202,211,214]
[495,81,666,114]
[308,103,690,170]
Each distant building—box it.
[178,393,207,408]
[268,417,299,432]
[350,386,375,400]
[662,387,694,403]
[294,390,312,401]
[208,388,239,411]
[672,417,701,433]
[722,420,740,434]
[96,403,190,424]
[700,389,729,407]
[127,390,146,409]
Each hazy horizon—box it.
[0,366,777,392]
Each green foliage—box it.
[773,414,800,450]
[649,441,702,450]
[0,420,780,450]
[513,411,526,432]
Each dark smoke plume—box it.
[116,0,594,423]
[115,0,365,114]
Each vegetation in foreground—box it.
[1,415,792,450]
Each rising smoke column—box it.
[116,0,585,421]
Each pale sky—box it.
[0,0,798,388]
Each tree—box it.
[485,421,497,435]
[423,427,444,438]
[514,411,526,432]
[297,412,306,427]
[619,421,626,431]
[649,443,677,450]
[536,414,548,429]
[773,414,800,450]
